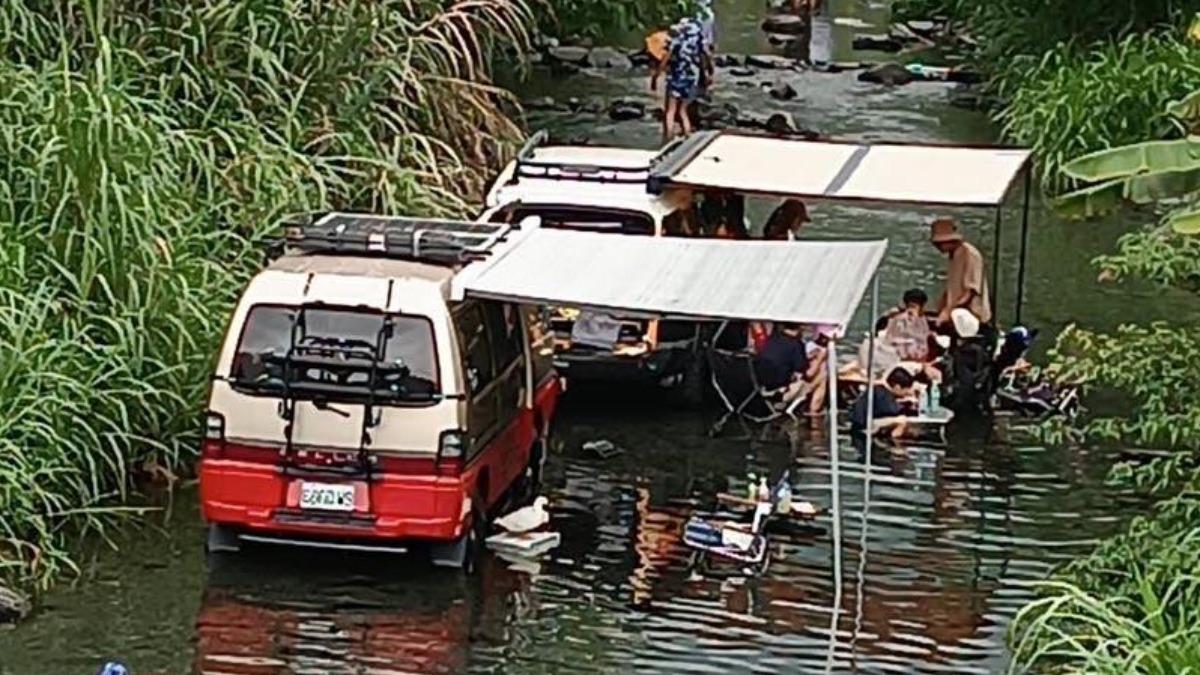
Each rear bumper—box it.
[199,460,471,543]
[553,346,692,382]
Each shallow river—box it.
[4,1,1200,673]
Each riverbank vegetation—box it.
[891,0,1200,670]
[544,0,696,41]
[0,0,532,595]
[897,0,1200,187]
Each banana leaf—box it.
[1167,90,1200,123]
[1168,207,1200,234]
[1061,138,1200,182]
[1053,168,1200,218]
[1052,178,1126,219]
[1124,167,1200,204]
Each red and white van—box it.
[199,214,560,569]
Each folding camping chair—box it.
[706,347,793,436]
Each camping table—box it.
[906,407,954,443]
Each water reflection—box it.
[192,552,524,674]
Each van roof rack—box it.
[510,129,655,185]
[280,212,513,266]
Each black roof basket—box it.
[509,129,654,185]
[647,130,721,194]
[279,212,514,266]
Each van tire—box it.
[430,499,488,574]
[206,524,241,554]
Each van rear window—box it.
[229,305,440,403]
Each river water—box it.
[4,1,1200,674]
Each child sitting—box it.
[849,367,917,440]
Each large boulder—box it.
[857,62,915,86]
[546,46,590,65]
[0,584,30,625]
[587,47,632,69]
[714,54,743,68]
[608,99,646,121]
[761,13,809,35]
[764,112,819,139]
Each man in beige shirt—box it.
[930,218,991,327]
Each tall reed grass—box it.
[0,0,532,591]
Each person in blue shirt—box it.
[850,367,916,440]
[755,323,826,411]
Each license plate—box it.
[298,482,356,512]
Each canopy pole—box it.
[990,206,1002,322]
[865,274,879,468]
[825,337,842,671]
[1015,168,1032,324]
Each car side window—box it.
[453,303,495,395]
[482,303,523,375]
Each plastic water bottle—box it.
[930,384,941,413]
[776,481,793,515]
[918,385,929,415]
[747,473,758,501]
[757,477,770,503]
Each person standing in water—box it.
[657,16,711,142]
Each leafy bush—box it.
[997,33,1200,190]
[0,0,532,590]
[544,0,696,41]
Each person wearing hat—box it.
[763,199,811,240]
[929,217,991,328]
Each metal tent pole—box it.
[825,336,842,671]
[991,206,1002,322]
[865,274,879,467]
[1015,168,1033,324]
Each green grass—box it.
[0,0,532,592]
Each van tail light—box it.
[436,430,465,476]
[201,412,225,459]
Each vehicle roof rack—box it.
[509,129,654,185]
[280,212,513,266]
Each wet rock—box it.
[729,66,758,77]
[524,96,559,111]
[767,34,798,47]
[714,54,743,68]
[735,80,756,88]
[746,54,798,70]
[857,62,915,86]
[697,101,740,128]
[761,13,809,35]
[948,67,983,85]
[547,46,590,65]
[763,112,820,139]
[853,34,903,52]
[579,100,605,114]
[768,81,798,101]
[736,112,768,129]
[628,49,652,68]
[527,52,544,65]
[549,61,581,76]
[906,20,939,37]
[608,99,646,121]
[587,46,632,69]
[0,585,30,625]
[534,33,560,49]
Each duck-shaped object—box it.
[494,496,550,533]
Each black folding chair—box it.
[706,347,788,436]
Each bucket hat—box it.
[929,217,963,244]
[951,308,980,339]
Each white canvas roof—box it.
[455,228,886,330]
[658,133,1031,207]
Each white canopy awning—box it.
[454,228,887,330]
[653,132,1032,207]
